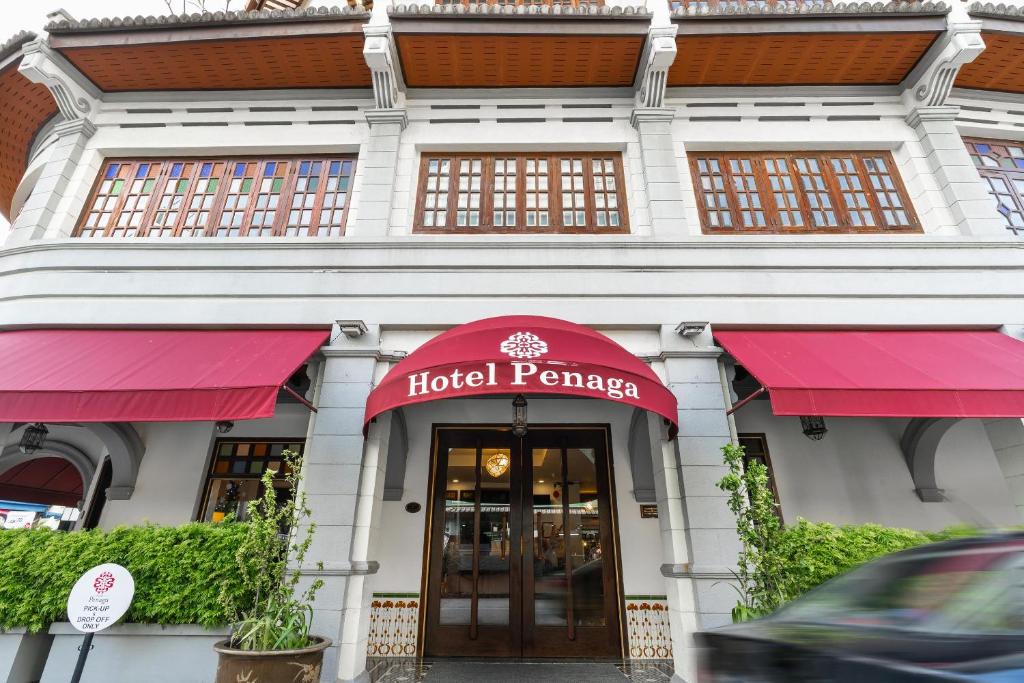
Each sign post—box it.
[65,563,135,683]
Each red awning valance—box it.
[715,330,1024,418]
[364,316,679,435]
[0,329,328,423]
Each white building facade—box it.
[1,0,1024,681]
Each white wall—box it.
[372,396,665,598]
[98,403,313,529]
[734,400,1019,531]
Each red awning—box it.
[715,330,1024,418]
[364,315,679,435]
[0,329,328,422]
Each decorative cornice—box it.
[671,0,948,19]
[968,2,1024,20]
[0,30,36,66]
[905,104,961,127]
[389,3,651,19]
[45,5,367,34]
[18,39,96,121]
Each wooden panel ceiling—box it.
[58,34,371,91]
[668,32,939,87]
[397,34,644,88]
[955,31,1024,93]
[0,61,57,220]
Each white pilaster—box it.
[7,38,99,245]
[902,21,1005,236]
[984,418,1024,522]
[296,324,389,683]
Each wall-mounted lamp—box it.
[675,321,709,337]
[336,320,368,339]
[215,421,234,434]
[800,416,828,441]
[18,423,48,454]
[512,394,528,438]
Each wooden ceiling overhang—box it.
[388,4,651,89]
[955,4,1024,95]
[0,31,59,221]
[45,7,373,92]
[668,2,949,88]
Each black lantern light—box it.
[18,423,48,454]
[800,416,828,441]
[512,394,528,438]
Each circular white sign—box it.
[66,563,135,633]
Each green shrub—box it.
[0,523,251,632]
[769,519,932,603]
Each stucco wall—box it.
[734,400,1018,531]
[98,403,312,529]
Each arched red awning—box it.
[363,316,678,436]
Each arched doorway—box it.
[0,457,84,530]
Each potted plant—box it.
[214,450,328,683]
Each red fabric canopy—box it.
[715,330,1024,418]
[0,329,328,422]
[364,315,679,435]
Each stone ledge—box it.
[389,3,651,19]
[48,623,229,637]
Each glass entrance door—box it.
[424,427,621,658]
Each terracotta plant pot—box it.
[213,636,331,683]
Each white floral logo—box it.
[500,331,548,359]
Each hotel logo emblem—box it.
[499,331,548,360]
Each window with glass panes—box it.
[77,157,355,238]
[690,151,919,233]
[965,138,1024,236]
[415,153,628,232]
[198,440,304,523]
[737,433,782,520]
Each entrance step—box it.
[366,658,673,683]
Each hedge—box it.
[770,519,979,604]
[0,523,249,632]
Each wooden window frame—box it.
[964,136,1024,236]
[737,432,783,522]
[75,155,357,238]
[197,438,305,522]
[413,153,630,234]
[690,151,921,235]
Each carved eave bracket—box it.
[634,25,678,115]
[363,23,405,115]
[18,38,100,123]
[903,21,985,121]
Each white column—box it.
[656,325,741,681]
[631,25,684,238]
[296,325,389,683]
[5,118,95,245]
[984,418,1024,522]
[905,109,1007,236]
[646,412,699,683]
[354,23,407,237]
[900,21,1003,236]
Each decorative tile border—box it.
[367,593,420,658]
[624,596,673,661]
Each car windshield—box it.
[774,541,1024,634]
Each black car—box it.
[696,533,1024,682]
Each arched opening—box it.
[0,456,84,530]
